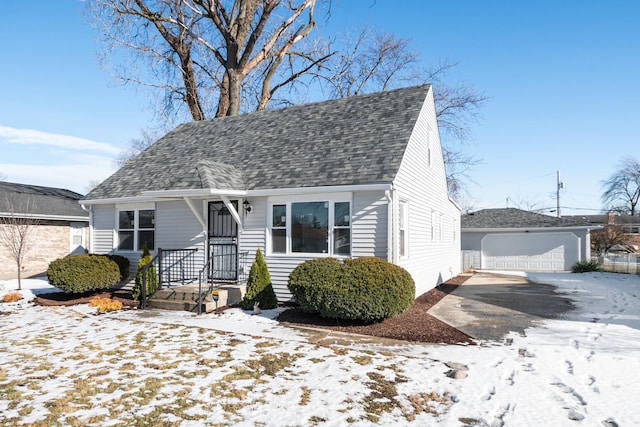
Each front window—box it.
[292,202,328,253]
[269,199,351,256]
[117,209,155,251]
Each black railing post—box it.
[141,267,147,309]
[158,248,163,289]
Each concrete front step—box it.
[148,284,246,313]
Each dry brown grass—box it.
[2,292,23,303]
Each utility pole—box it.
[556,170,564,218]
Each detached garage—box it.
[461,208,597,272]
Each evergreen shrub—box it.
[47,254,121,293]
[132,244,158,301]
[288,257,415,323]
[103,254,130,282]
[241,248,278,310]
[571,260,602,273]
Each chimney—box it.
[608,211,615,224]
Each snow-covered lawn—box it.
[1,272,639,426]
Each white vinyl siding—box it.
[240,192,388,301]
[392,87,461,296]
[91,205,115,255]
[155,200,206,269]
[351,191,388,259]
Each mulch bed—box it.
[277,274,475,345]
[33,289,138,308]
[31,275,473,345]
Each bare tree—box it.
[0,196,39,290]
[87,4,486,198]
[318,26,486,199]
[114,129,163,167]
[86,0,330,122]
[602,157,640,216]
[591,224,630,255]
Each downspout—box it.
[81,204,93,253]
[385,189,395,263]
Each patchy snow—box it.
[1,272,639,426]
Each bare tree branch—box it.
[0,196,39,290]
[602,156,640,216]
[86,0,328,120]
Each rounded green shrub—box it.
[47,254,121,294]
[241,248,278,310]
[103,254,130,282]
[288,257,415,323]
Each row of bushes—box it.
[47,248,415,323]
[47,249,159,303]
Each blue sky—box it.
[1,1,639,216]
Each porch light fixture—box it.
[243,199,252,213]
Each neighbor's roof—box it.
[85,85,431,200]
[462,208,592,229]
[0,181,88,219]
[563,214,640,225]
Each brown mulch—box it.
[277,274,475,345]
[30,275,473,345]
[33,289,138,308]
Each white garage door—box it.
[481,232,580,271]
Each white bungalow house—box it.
[82,85,461,301]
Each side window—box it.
[271,204,287,254]
[333,202,351,256]
[117,210,135,250]
[399,201,409,257]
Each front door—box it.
[208,201,238,281]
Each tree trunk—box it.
[17,260,22,291]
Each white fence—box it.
[593,254,640,274]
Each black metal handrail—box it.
[196,250,250,315]
[139,248,199,309]
[157,248,199,286]
[197,261,212,315]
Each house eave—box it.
[462,225,601,233]
[141,188,248,198]
[247,183,392,197]
[0,212,89,222]
[80,196,165,205]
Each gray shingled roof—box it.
[563,214,640,225]
[85,85,431,200]
[0,181,88,219]
[462,208,590,229]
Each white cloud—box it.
[0,125,121,154]
[0,156,116,195]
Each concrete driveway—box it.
[428,272,576,341]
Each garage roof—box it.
[462,208,592,229]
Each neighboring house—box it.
[82,85,461,300]
[0,181,89,279]
[564,212,640,252]
[461,208,597,272]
